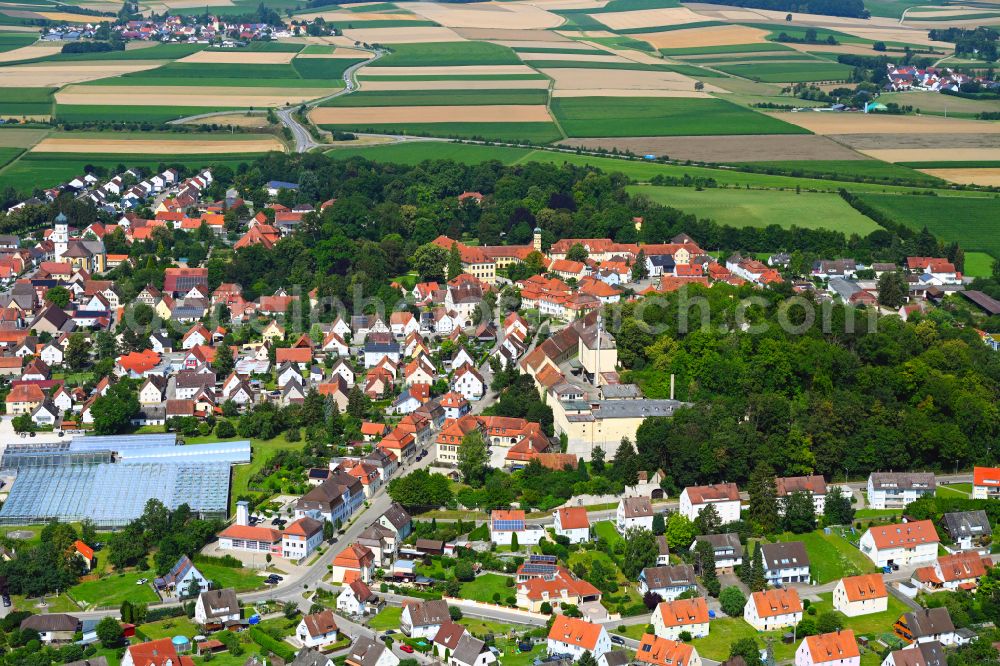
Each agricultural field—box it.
[551,97,808,137]
[370,42,522,67]
[327,141,534,164]
[0,87,53,116]
[854,193,1000,263]
[627,185,883,234]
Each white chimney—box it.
[236,500,249,526]
[670,374,675,401]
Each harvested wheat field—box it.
[543,67,722,92]
[525,0,609,8]
[518,52,628,62]
[860,148,1000,163]
[0,41,64,63]
[57,85,335,107]
[770,112,1000,135]
[293,10,420,21]
[919,168,1000,187]
[496,39,597,49]
[361,64,536,76]
[179,50,296,64]
[311,104,552,123]
[637,24,769,49]
[0,61,166,87]
[784,42,884,56]
[31,136,284,154]
[834,133,1000,151]
[342,26,466,43]
[552,89,711,97]
[566,134,866,161]
[835,27,952,48]
[406,2,563,29]
[590,7,708,30]
[297,48,373,59]
[360,78,551,90]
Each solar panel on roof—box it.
[529,554,557,564]
[493,519,524,531]
[521,564,557,575]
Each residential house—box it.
[679,484,741,523]
[120,638,190,666]
[913,551,991,592]
[760,541,811,585]
[691,533,742,574]
[515,566,601,614]
[296,609,339,649]
[452,365,485,401]
[153,555,210,595]
[894,608,967,646]
[346,637,399,666]
[867,473,936,510]
[744,588,803,632]
[338,579,377,617]
[546,616,611,665]
[616,496,654,534]
[638,565,697,602]
[833,574,888,617]
[330,543,375,584]
[490,509,543,546]
[401,599,450,639]
[859,520,939,568]
[635,634,701,666]
[20,614,79,644]
[377,502,413,540]
[553,507,591,544]
[880,641,945,666]
[194,588,241,628]
[795,630,860,666]
[941,511,992,555]
[651,597,710,640]
[776,475,827,514]
[282,517,324,562]
[973,466,1000,499]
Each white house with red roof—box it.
[860,520,939,568]
[452,365,485,401]
[679,483,741,523]
[547,616,611,666]
[796,630,860,666]
[745,588,803,631]
[282,516,324,562]
[973,466,1000,499]
[553,507,591,544]
[652,597,710,640]
[833,574,888,617]
[121,637,195,666]
[330,543,375,584]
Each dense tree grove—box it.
[622,283,999,492]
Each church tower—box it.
[532,227,542,253]
[52,212,68,262]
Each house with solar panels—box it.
[0,434,249,527]
[489,509,544,547]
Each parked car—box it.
[137,578,148,585]
[2,595,10,607]
[611,636,625,646]
[400,645,414,654]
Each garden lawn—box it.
[592,520,624,548]
[690,617,796,663]
[773,530,878,584]
[460,573,515,603]
[138,616,199,640]
[810,591,910,636]
[370,42,520,67]
[369,606,402,631]
[69,571,159,608]
[495,637,546,666]
[13,593,79,613]
[855,193,1000,261]
[627,185,881,234]
[936,483,972,498]
[551,97,809,137]
[964,252,995,278]
[461,617,530,636]
[196,561,265,592]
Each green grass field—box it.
[125,62,301,80]
[369,606,402,630]
[196,561,265,592]
[732,160,943,185]
[326,141,533,164]
[811,591,910,635]
[0,147,23,169]
[628,185,882,233]
[660,64,727,77]
[315,121,562,144]
[292,56,365,80]
[370,41,521,67]
[0,152,266,195]
[138,616,199,640]
[83,76,339,89]
[54,105,245,123]
[36,43,205,63]
[459,573,515,603]
[70,571,159,608]
[0,87,54,116]
[356,74,547,81]
[691,618,796,663]
[320,89,548,107]
[552,97,808,137]
[964,251,995,278]
[879,91,1000,115]
[856,193,1000,260]
[208,42,303,52]
[715,61,854,83]
[0,32,35,52]
[773,530,878,584]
